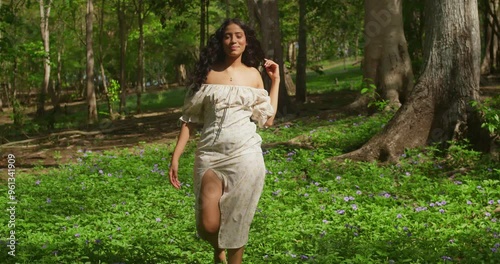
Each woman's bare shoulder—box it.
[246,66,264,88]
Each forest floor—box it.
[0,77,499,174]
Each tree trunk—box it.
[37,0,53,117]
[348,0,414,112]
[136,0,145,113]
[247,0,295,116]
[86,0,98,124]
[117,0,128,115]
[178,64,187,85]
[481,0,499,75]
[338,0,485,162]
[295,0,307,103]
[99,0,113,118]
[9,66,20,125]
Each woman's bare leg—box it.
[199,170,226,263]
[227,247,244,264]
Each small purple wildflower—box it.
[35,180,41,185]
[429,202,436,207]
[454,180,462,185]
[304,193,309,197]
[397,214,402,219]
[356,190,362,195]
[405,172,411,176]
[75,233,80,238]
[485,212,492,217]
[441,256,452,261]
[156,217,162,222]
[336,176,341,181]
[336,210,345,215]
[467,200,473,205]
[47,198,52,204]
[383,193,391,198]
[415,206,427,212]
[322,219,328,224]
[439,209,445,214]
[351,204,358,211]
[488,200,495,205]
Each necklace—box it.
[224,69,233,82]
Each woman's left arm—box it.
[263,59,280,127]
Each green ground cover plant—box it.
[0,60,498,263]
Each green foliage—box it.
[360,78,389,111]
[471,96,500,135]
[107,79,121,103]
[9,99,26,127]
[1,119,498,263]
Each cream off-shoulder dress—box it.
[180,83,274,248]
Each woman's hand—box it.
[169,160,181,189]
[264,59,280,82]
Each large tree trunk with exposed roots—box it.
[347,0,413,112]
[338,0,486,162]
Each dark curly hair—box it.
[189,18,265,93]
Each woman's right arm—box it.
[169,122,194,189]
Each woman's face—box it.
[222,23,247,58]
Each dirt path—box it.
[0,106,183,172]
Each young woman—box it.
[169,18,279,264]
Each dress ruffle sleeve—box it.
[251,89,275,128]
[179,86,205,124]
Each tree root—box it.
[0,127,118,148]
